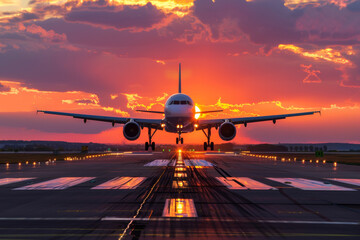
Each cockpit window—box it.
[173,101,180,105]
[180,101,187,105]
[187,101,192,106]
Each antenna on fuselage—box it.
[178,63,181,93]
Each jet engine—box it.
[219,122,236,141]
[123,121,141,141]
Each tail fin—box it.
[178,63,181,93]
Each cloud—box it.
[0,82,11,92]
[301,64,322,83]
[193,0,305,47]
[65,2,167,30]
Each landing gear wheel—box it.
[151,142,155,151]
[210,142,214,151]
[204,142,208,151]
[176,138,179,144]
[145,142,149,151]
[181,138,184,144]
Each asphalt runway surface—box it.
[0,151,359,239]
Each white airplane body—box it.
[38,64,320,151]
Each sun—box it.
[195,105,200,119]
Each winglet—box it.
[178,63,181,93]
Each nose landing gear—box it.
[176,138,184,144]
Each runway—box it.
[0,151,359,239]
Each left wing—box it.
[197,111,320,130]
[37,111,163,129]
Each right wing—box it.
[197,111,320,130]
[37,111,163,129]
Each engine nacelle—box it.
[219,122,236,141]
[123,121,141,141]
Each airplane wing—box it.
[37,111,163,129]
[197,111,320,130]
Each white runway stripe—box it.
[327,178,360,187]
[184,159,213,167]
[144,159,175,166]
[14,177,95,190]
[217,177,275,190]
[0,178,34,186]
[267,178,356,191]
[92,177,146,189]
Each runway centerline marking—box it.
[267,178,356,191]
[92,177,146,189]
[0,178,34,186]
[217,177,276,190]
[13,177,95,190]
[326,178,360,187]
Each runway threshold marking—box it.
[0,178,34,186]
[13,177,95,190]
[184,159,213,167]
[144,159,175,166]
[326,178,360,187]
[92,177,146,189]
[217,177,276,190]
[267,178,356,191]
[162,199,198,217]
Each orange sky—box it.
[0,0,359,144]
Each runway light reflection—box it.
[162,199,197,217]
[174,172,187,178]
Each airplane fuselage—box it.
[164,93,196,133]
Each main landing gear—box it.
[145,127,157,151]
[202,127,214,151]
[176,133,184,144]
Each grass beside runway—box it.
[248,152,360,166]
[0,152,109,164]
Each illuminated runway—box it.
[0,151,359,239]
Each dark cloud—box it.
[8,12,39,23]
[347,0,360,11]
[296,3,360,45]
[193,0,360,49]
[193,0,305,48]
[0,83,11,92]
[65,2,167,30]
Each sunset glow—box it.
[0,0,359,144]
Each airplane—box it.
[38,64,320,151]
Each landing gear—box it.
[203,141,214,151]
[202,127,214,151]
[145,127,157,151]
[176,137,184,144]
[176,132,184,144]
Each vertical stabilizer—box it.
[178,63,181,93]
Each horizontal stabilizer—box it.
[136,110,165,114]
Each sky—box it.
[0,0,359,144]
